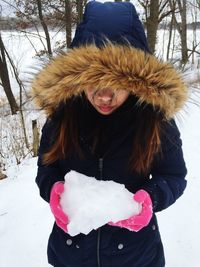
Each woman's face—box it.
[85,88,130,115]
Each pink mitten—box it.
[108,189,153,232]
[50,182,69,233]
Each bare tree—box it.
[0,34,19,114]
[0,170,7,180]
[32,120,39,157]
[36,0,52,56]
[177,0,188,64]
[166,1,176,60]
[4,49,30,150]
[169,0,188,64]
[76,0,84,24]
[188,1,198,64]
[3,0,88,50]
[195,0,200,10]
[65,0,72,47]
[146,0,159,53]
[138,0,172,54]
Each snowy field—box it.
[0,28,200,267]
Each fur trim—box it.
[31,44,188,119]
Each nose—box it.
[96,89,114,103]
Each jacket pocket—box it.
[109,218,163,267]
[48,224,83,267]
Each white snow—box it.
[61,171,141,236]
[0,158,53,267]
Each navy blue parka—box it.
[33,2,188,267]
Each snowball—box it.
[60,171,141,236]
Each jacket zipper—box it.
[97,157,103,267]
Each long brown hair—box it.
[129,104,162,174]
[43,98,84,164]
[43,95,163,174]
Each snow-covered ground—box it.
[158,102,200,267]
[0,158,53,267]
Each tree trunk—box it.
[32,120,39,157]
[3,45,30,149]
[191,1,198,64]
[146,0,159,54]
[170,0,188,64]
[167,7,175,60]
[0,34,19,115]
[76,0,84,24]
[65,0,72,47]
[0,170,7,180]
[36,0,52,56]
[178,0,188,64]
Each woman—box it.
[32,2,187,267]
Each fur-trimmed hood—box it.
[31,44,188,119]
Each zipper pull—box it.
[99,158,103,171]
[99,158,103,180]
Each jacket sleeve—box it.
[143,119,187,212]
[35,119,70,202]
